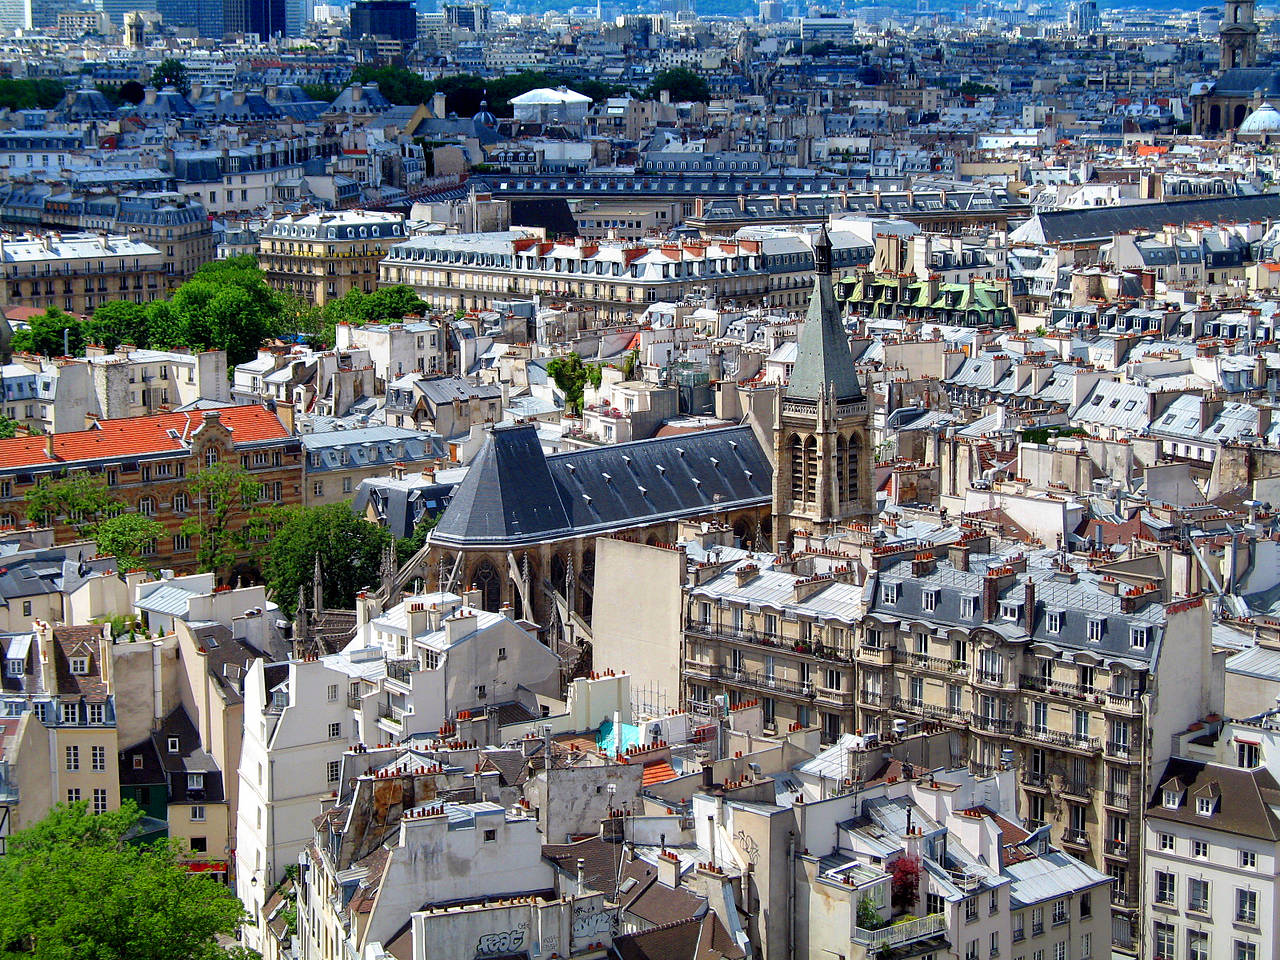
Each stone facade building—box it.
[258,210,406,307]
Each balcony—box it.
[859,689,888,708]
[1103,692,1142,715]
[1104,838,1129,857]
[857,644,895,667]
[718,666,814,699]
[1110,890,1137,910]
[816,686,856,707]
[684,618,852,663]
[1062,828,1090,849]
[892,696,971,726]
[346,692,362,709]
[1105,790,1137,809]
[894,649,969,676]
[1105,740,1133,759]
[386,659,418,685]
[377,702,405,726]
[853,913,947,950]
[971,714,1016,735]
[684,658,715,680]
[1022,770,1049,789]
[1061,779,1092,800]
[1019,674,1098,700]
[1013,723,1101,753]
[975,669,1014,691]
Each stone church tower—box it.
[772,225,872,546]
[1221,0,1259,70]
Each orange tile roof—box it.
[642,760,677,786]
[0,406,289,470]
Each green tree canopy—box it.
[318,285,429,345]
[10,308,87,358]
[180,463,269,575]
[0,77,67,111]
[87,300,151,351]
[25,474,125,531]
[0,415,18,440]
[300,82,339,102]
[93,513,165,572]
[0,800,245,960]
[150,58,190,96]
[349,65,435,105]
[148,257,289,364]
[261,503,392,617]
[546,352,602,416]
[644,67,710,103]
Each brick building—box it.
[0,406,302,569]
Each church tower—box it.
[772,225,872,546]
[1221,0,1259,71]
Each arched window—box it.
[847,434,860,502]
[472,559,501,612]
[803,436,818,502]
[788,434,803,500]
[138,497,155,516]
[836,435,849,505]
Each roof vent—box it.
[602,472,611,482]
[583,494,592,504]
[637,485,647,496]
[656,465,665,474]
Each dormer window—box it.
[5,659,22,678]
[1197,796,1216,817]
[961,596,977,619]
[1047,611,1062,634]
[1000,602,1020,621]
[1163,789,1181,809]
[1130,627,1147,649]
[1087,618,1104,642]
[70,657,88,675]
[167,736,180,754]
[922,589,938,613]
[187,773,203,791]
[881,583,899,605]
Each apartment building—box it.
[377,229,870,320]
[0,231,165,315]
[334,317,447,382]
[1144,711,1280,960]
[301,426,443,506]
[0,406,301,568]
[0,623,118,831]
[257,210,407,307]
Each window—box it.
[1237,888,1258,924]
[1189,931,1209,960]
[961,596,977,618]
[497,646,507,661]
[67,788,80,803]
[1080,891,1091,918]
[483,828,497,842]
[5,659,21,677]
[1163,788,1181,809]
[1012,912,1024,942]
[167,736,180,753]
[132,755,144,770]
[923,590,937,612]
[1155,871,1175,904]
[327,760,341,783]
[966,897,978,922]
[1052,900,1067,925]
[65,744,79,771]
[173,493,188,513]
[328,722,341,739]
[1081,932,1091,960]
[1153,922,1175,959]
[1193,838,1209,858]
[70,656,88,675]
[1053,944,1065,960]
[88,703,104,724]
[1159,832,1174,852]
[92,788,107,814]
[138,497,155,515]
[1087,619,1103,641]
[21,600,31,617]
[1241,849,1257,869]
[326,683,338,702]
[1188,877,1210,912]
[190,805,205,822]
[91,745,105,771]
[312,481,323,497]
[1238,742,1261,768]
[187,773,203,791]
[882,583,899,604]
[476,684,487,700]
[1197,796,1217,816]
[1047,610,1062,633]
[1236,942,1258,960]
[1130,627,1147,649]
[190,836,207,853]
[990,931,999,957]
[60,701,78,724]
[174,533,190,552]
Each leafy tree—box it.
[0,77,67,111]
[181,463,268,575]
[300,82,340,102]
[319,285,429,345]
[0,800,245,960]
[856,894,884,930]
[93,513,164,572]
[349,65,434,105]
[621,349,639,381]
[151,58,190,96]
[0,415,18,439]
[25,474,124,531]
[395,510,439,566]
[150,257,287,365]
[547,353,602,415]
[10,308,87,358]
[958,81,997,97]
[261,503,392,617]
[890,853,922,913]
[118,80,146,105]
[87,300,151,351]
[645,67,710,103]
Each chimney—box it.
[656,849,681,888]
[1024,580,1036,633]
[982,570,1001,623]
[44,433,56,460]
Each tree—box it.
[0,800,245,960]
[10,308,87,358]
[0,415,18,439]
[349,65,434,106]
[547,353,601,415]
[261,503,392,617]
[93,513,164,572]
[25,474,124,531]
[318,285,429,346]
[300,83,339,102]
[0,77,67,111]
[151,58,190,96]
[645,68,710,103]
[149,257,288,364]
[87,300,151,351]
[890,853,922,913]
[395,511,439,566]
[181,463,268,575]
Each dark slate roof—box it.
[787,225,863,404]
[431,423,771,547]
[1147,757,1280,840]
[152,705,225,804]
[1206,67,1280,98]
[1022,193,1280,244]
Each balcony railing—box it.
[386,659,418,685]
[1105,790,1137,809]
[1022,770,1049,788]
[718,666,814,699]
[816,687,856,706]
[893,649,969,675]
[975,669,1013,689]
[1104,838,1129,857]
[1061,779,1091,799]
[1013,723,1101,753]
[892,696,971,725]
[853,913,947,949]
[1062,828,1090,848]
[684,618,853,662]
[971,714,1016,735]
[377,702,405,725]
[346,692,362,709]
[1106,740,1133,759]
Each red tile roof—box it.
[642,760,677,786]
[0,406,289,470]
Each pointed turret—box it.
[786,224,863,405]
[312,554,323,613]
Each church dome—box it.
[1239,101,1280,134]
[472,100,498,128]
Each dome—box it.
[1240,101,1280,135]
[472,99,498,128]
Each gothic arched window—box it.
[836,435,849,506]
[847,433,861,502]
[788,434,804,500]
[472,559,501,612]
[803,436,818,502]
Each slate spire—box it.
[786,224,863,404]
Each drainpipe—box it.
[787,831,797,960]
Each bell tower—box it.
[1221,0,1259,71]
[772,225,872,546]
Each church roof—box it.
[786,225,864,405]
[431,423,771,547]
[1205,66,1280,98]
